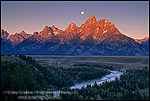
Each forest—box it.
[60,68,149,100]
[1,54,110,100]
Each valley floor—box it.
[27,55,149,71]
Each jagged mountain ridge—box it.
[134,37,149,52]
[1,15,149,55]
[1,29,31,46]
[134,37,149,44]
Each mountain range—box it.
[1,15,149,56]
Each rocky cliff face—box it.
[1,29,30,46]
[1,29,9,39]
[8,31,30,46]
[1,15,149,56]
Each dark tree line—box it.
[73,63,122,70]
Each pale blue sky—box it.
[1,1,149,39]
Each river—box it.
[53,70,123,97]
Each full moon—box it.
[81,11,84,15]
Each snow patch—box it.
[105,20,108,23]
[102,30,108,34]
[54,31,59,35]
[104,24,106,28]
[71,23,74,29]
[80,29,82,32]
[93,36,97,40]
[109,23,113,26]
[97,28,99,33]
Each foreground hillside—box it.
[1,55,111,100]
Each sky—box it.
[1,1,149,39]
